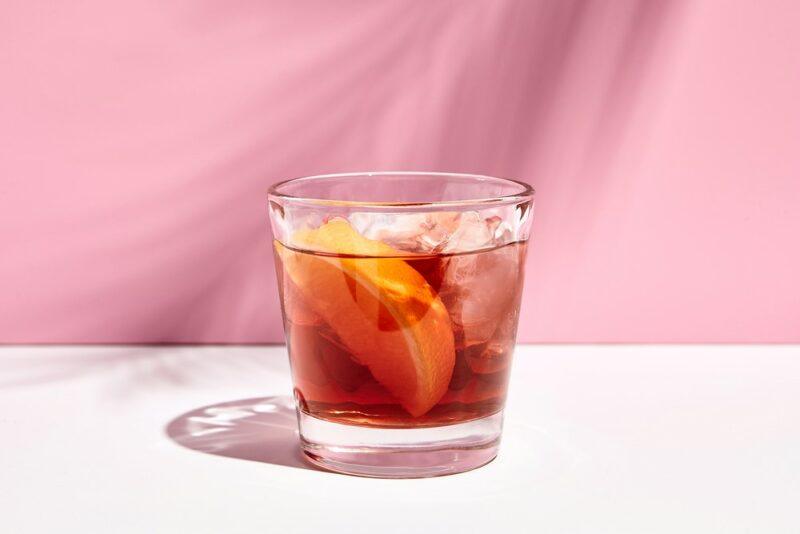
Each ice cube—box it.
[438,243,521,346]
[348,212,428,251]
[440,211,495,253]
[348,210,515,254]
[348,211,462,253]
[416,211,461,252]
[466,306,518,375]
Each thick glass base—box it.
[298,410,504,478]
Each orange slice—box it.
[275,219,455,416]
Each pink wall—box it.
[1,1,798,343]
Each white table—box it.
[1,345,798,533]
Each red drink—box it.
[275,223,527,428]
[268,172,534,477]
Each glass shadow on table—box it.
[166,396,318,471]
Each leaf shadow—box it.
[165,395,319,471]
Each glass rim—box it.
[268,171,534,208]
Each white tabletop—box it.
[1,345,798,533]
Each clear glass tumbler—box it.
[268,172,534,477]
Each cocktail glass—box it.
[268,172,534,477]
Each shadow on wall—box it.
[0,0,680,343]
[165,396,317,472]
[167,0,678,343]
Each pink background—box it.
[1,0,798,343]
